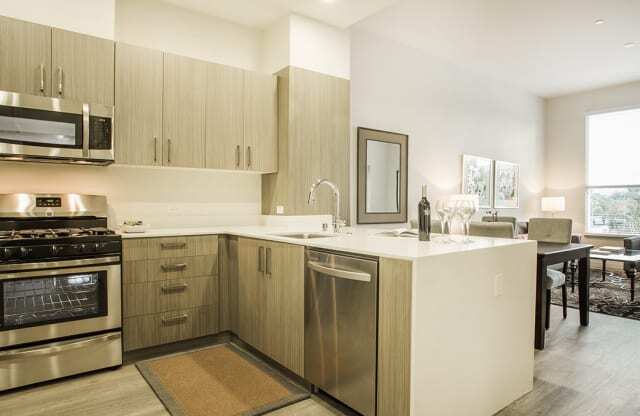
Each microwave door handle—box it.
[82,103,90,157]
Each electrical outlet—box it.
[494,274,504,297]
[276,205,284,215]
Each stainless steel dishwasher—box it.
[305,248,378,416]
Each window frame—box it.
[585,105,640,237]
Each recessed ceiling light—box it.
[624,42,636,48]
[594,19,605,25]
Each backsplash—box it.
[0,162,262,228]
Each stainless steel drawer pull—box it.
[258,246,264,272]
[39,64,45,93]
[57,66,63,95]
[161,282,188,292]
[161,263,187,272]
[167,139,172,164]
[160,242,186,250]
[246,146,252,168]
[236,145,240,168]
[154,137,158,163]
[162,314,188,325]
[266,247,272,276]
[307,261,372,282]
[0,333,121,362]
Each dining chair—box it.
[528,218,572,329]
[469,222,515,239]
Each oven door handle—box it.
[0,256,121,274]
[0,332,121,362]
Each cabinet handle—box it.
[161,313,188,325]
[235,145,240,168]
[167,139,172,164]
[57,66,63,96]
[160,242,186,250]
[153,137,158,163]
[161,282,188,292]
[246,146,251,169]
[266,247,272,276]
[39,64,45,93]
[161,263,187,272]
[258,246,264,272]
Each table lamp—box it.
[541,197,565,217]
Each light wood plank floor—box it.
[2,306,640,415]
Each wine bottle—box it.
[418,185,431,241]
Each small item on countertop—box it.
[418,184,431,241]
[121,220,148,233]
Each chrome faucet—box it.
[308,178,344,233]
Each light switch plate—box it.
[276,205,284,215]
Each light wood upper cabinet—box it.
[244,71,278,173]
[115,43,163,166]
[0,16,51,96]
[51,28,114,105]
[205,63,244,170]
[163,53,206,168]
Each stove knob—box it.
[1,247,13,260]
[51,245,59,256]
[19,247,32,258]
[94,243,101,251]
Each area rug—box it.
[136,343,309,416]
[550,269,640,321]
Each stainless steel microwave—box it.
[0,90,114,165]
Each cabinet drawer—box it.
[124,275,218,318]
[123,305,217,351]
[123,255,217,284]
[123,235,218,261]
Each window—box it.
[586,107,640,235]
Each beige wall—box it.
[545,80,640,234]
[350,29,546,226]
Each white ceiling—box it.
[353,0,640,97]
[161,0,398,29]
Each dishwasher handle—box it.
[307,261,371,282]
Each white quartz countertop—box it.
[118,226,534,261]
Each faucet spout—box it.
[308,178,342,232]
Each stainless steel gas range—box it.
[0,193,122,391]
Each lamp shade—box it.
[541,197,565,212]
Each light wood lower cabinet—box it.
[237,237,304,377]
[123,305,217,352]
[122,236,219,351]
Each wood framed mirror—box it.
[357,127,408,224]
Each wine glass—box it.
[458,200,477,242]
[435,200,451,243]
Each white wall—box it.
[0,0,115,39]
[289,14,351,80]
[115,0,262,71]
[545,80,640,233]
[350,29,546,225]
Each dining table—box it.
[535,242,593,350]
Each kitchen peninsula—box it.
[120,226,536,416]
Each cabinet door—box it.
[163,53,206,168]
[264,241,304,377]
[51,28,114,105]
[237,238,266,351]
[205,63,244,170]
[244,71,277,173]
[115,43,163,166]
[0,16,51,96]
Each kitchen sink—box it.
[271,232,338,239]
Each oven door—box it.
[0,91,85,161]
[0,258,121,347]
